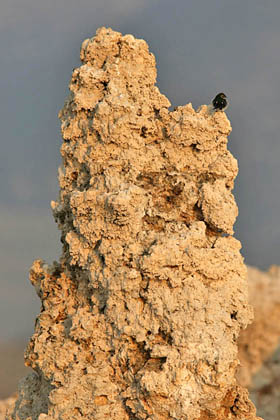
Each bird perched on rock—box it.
[212,92,228,112]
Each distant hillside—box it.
[0,339,30,399]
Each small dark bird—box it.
[212,92,228,112]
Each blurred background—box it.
[1,0,280,397]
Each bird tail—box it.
[207,104,215,116]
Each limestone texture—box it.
[7,28,261,420]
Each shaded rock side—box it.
[8,28,260,420]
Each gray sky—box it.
[1,0,280,339]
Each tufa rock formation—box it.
[249,345,280,420]
[0,396,16,420]
[7,28,262,419]
[237,265,280,420]
[238,265,280,388]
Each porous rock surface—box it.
[7,28,261,420]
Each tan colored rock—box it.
[8,27,260,419]
[0,395,16,420]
